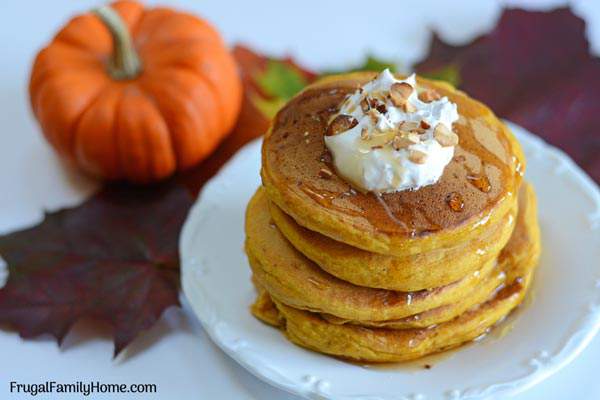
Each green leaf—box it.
[252,95,288,119]
[419,63,461,87]
[256,60,308,101]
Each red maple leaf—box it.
[415,8,600,184]
[0,183,192,356]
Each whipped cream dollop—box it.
[324,69,459,193]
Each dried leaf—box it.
[416,8,600,183]
[0,183,192,356]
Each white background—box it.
[1,0,599,399]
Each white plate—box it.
[180,123,600,400]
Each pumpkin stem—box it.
[93,5,141,80]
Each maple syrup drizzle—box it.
[299,185,364,218]
[374,193,411,233]
[467,173,492,193]
[446,192,465,212]
[267,82,519,236]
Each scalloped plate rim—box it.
[180,122,600,400]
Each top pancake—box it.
[262,72,525,255]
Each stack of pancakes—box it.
[245,72,541,362]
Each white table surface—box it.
[1,0,599,399]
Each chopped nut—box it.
[409,150,428,164]
[433,124,459,147]
[326,114,358,136]
[403,102,416,113]
[360,127,370,140]
[392,132,420,150]
[400,121,420,131]
[319,167,333,179]
[420,120,431,129]
[360,98,370,112]
[368,109,380,125]
[303,131,309,137]
[392,136,406,150]
[367,97,387,113]
[389,82,413,107]
[405,132,421,143]
[419,89,441,102]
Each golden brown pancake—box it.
[246,187,500,322]
[261,72,525,256]
[251,184,540,362]
[319,263,504,329]
[270,199,516,291]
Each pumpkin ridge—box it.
[32,72,109,157]
[129,8,176,48]
[138,68,222,169]
[53,14,112,56]
[29,52,105,112]
[111,89,125,178]
[114,84,175,182]
[137,39,240,134]
[132,86,180,172]
[164,63,228,136]
[69,82,116,166]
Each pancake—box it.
[270,198,516,291]
[250,277,282,327]
[251,184,540,362]
[246,187,500,322]
[319,263,504,329]
[261,72,525,256]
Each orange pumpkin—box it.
[29,0,242,182]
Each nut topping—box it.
[326,114,358,136]
[403,102,417,113]
[360,98,370,112]
[433,124,459,147]
[367,97,380,109]
[405,132,421,143]
[360,127,370,140]
[389,82,413,107]
[392,132,420,150]
[376,103,387,114]
[323,70,460,192]
[419,89,442,102]
[408,150,428,164]
[400,121,419,131]
[367,109,380,125]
